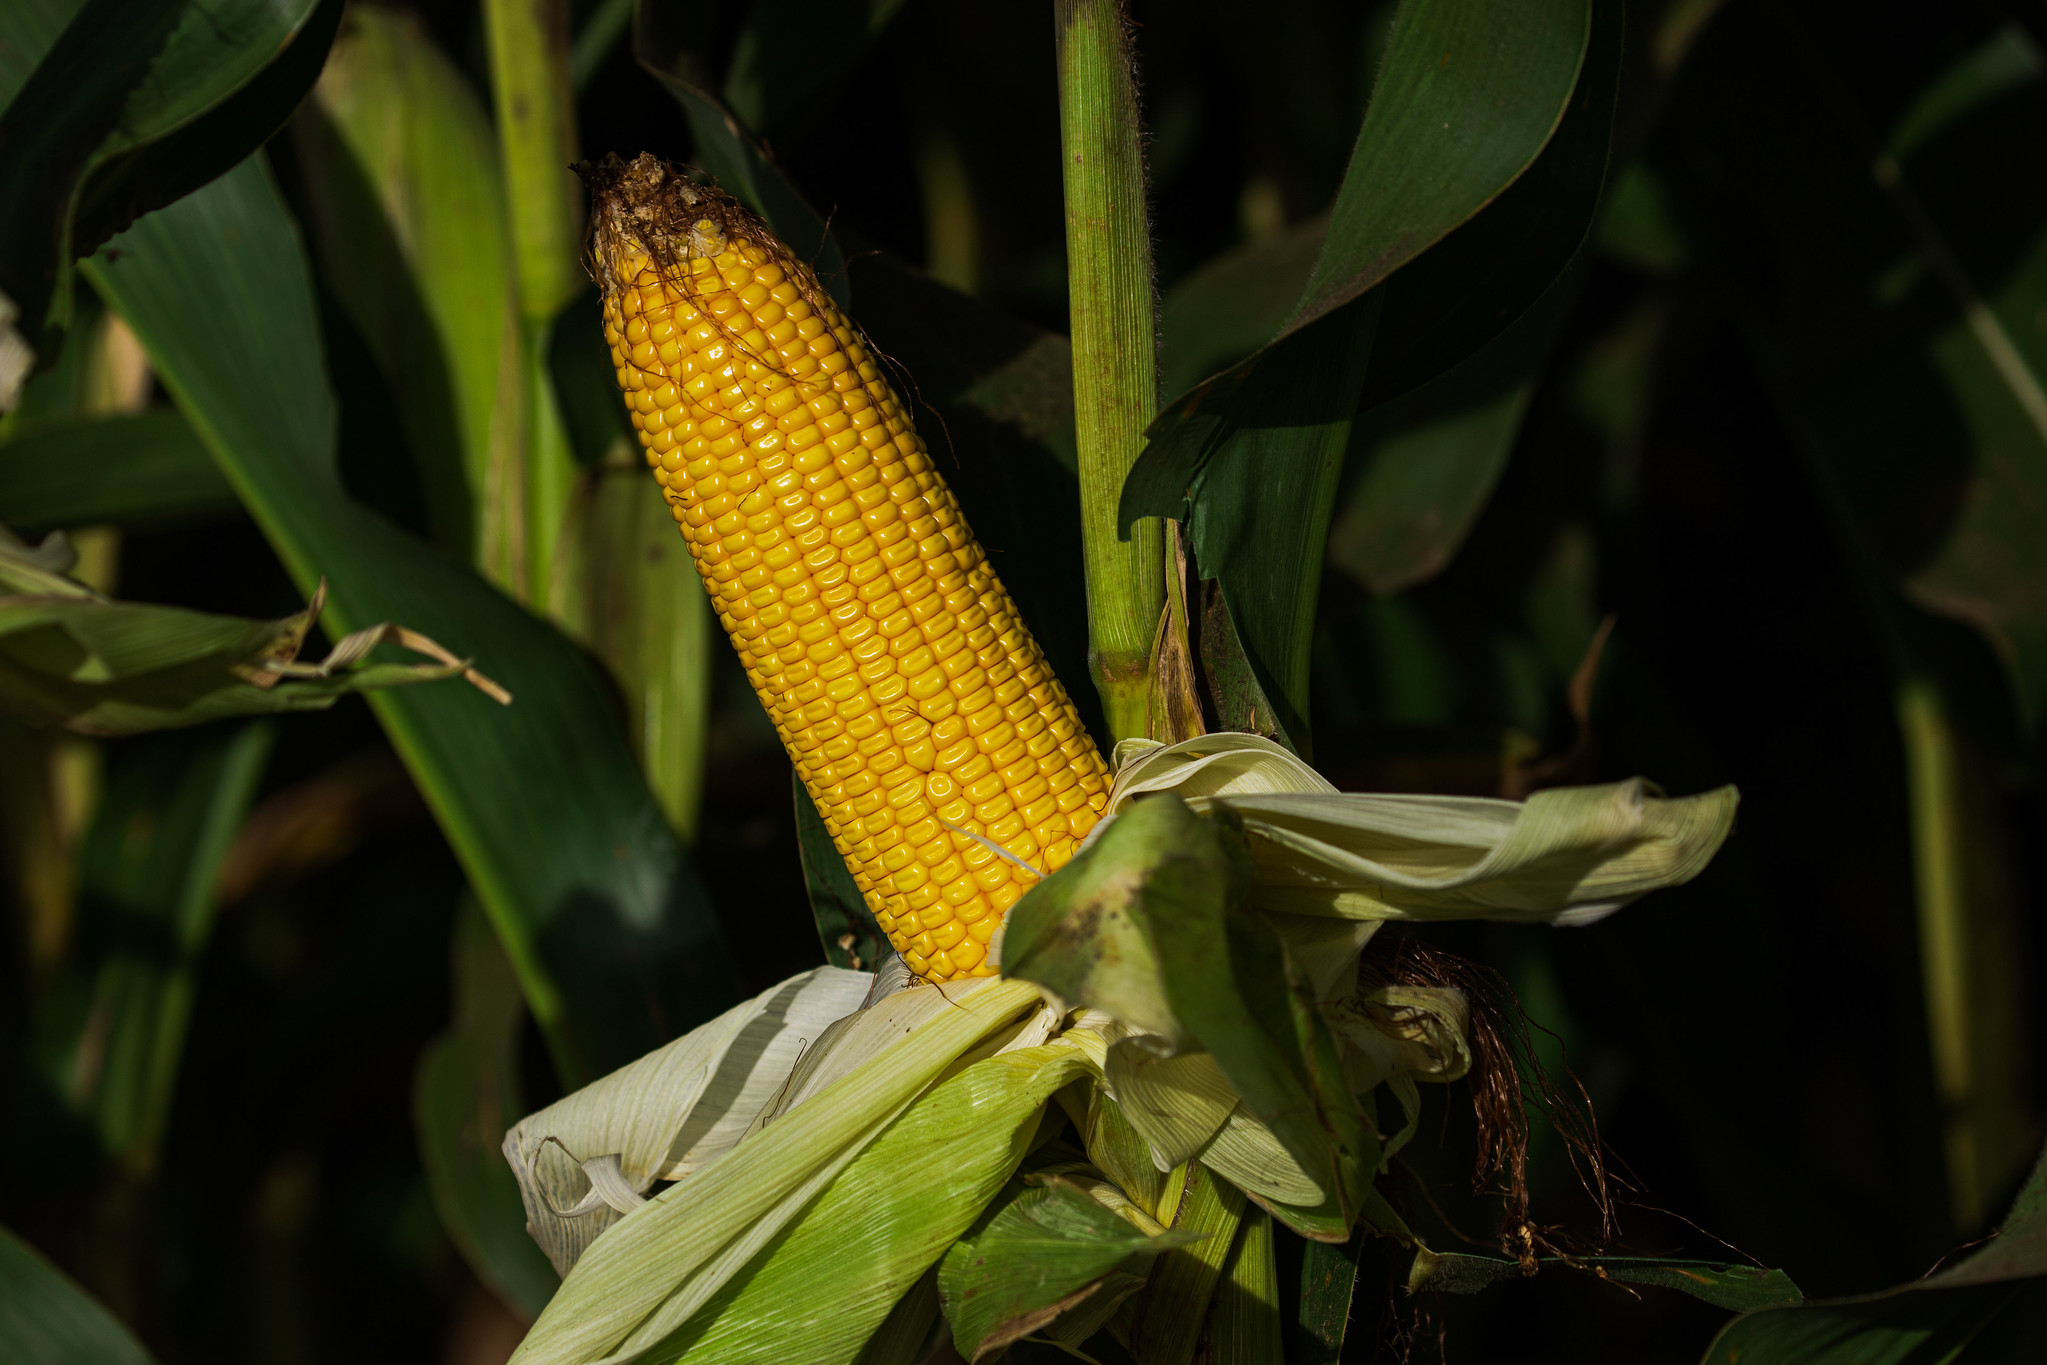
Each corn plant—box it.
[2,1,2045,1363]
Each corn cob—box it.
[584,153,1110,982]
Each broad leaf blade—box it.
[0,534,473,735]
[1327,263,1583,596]
[0,1223,156,1365]
[940,1175,1188,1363]
[1700,1139,2047,1363]
[0,410,236,531]
[1121,0,1614,749]
[1411,1249,1802,1313]
[82,158,739,1085]
[0,0,334,341]
[416,902,559,1321]
[292,2,520,562]
[61,722,272,1166]
[794,772,887,972]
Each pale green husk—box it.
[499,732,1743,1361]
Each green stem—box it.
[1056,0,1164,743]
[483,0,584,607]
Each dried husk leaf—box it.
[1102,734,1737,926]
[504,967,872,1275]
[506,978,1043,1365]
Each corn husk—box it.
[505,977,1041,1364]
[1104,734,1738,927]
[496,732,1745,1357]
[503,966,873,1275]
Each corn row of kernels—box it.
[602,233,1110,981]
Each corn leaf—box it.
[1327,261,1583,598]
[0,1223,156,1365]
[794,771,888,972]
[504,966,873,1277]
[0,0,340,344]
[1128,1159,1245,1365]
[1411,1248,1802,1313]
[1002,795,1379,1241]
[1208,1208,1282,1365]
[507,977,1041,1365]
[82,157,739,1084]
[291,2,521,564]
[38,722,270,1169]
[0,410,236,531]
[554,464,715,841]
[416,902,559,1321]
[0,531,485,735]
[939,1174,1192,1364]
[1107,735,1737,925]
[633,1039,1098,1365]
[1121,0,1619,749]
[722,0,912,138]
[1701,1139,2046,1363]
[1157,217,1328,405]
[1290,1222,1367,1365]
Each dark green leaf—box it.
[0,0,334,344]
[1289,1222,1367,1365]
[56,723,272,1166]
[939,1175,1190,1363]
[1705,1286,2019,1365]
[0,1223,156,1365]
[415,902,559,1321]
[1701,1140,2047,1362]
[1352,0,1620,409]
[82,158,739,1085]
[1327,262,1583,597]
[1292,0,1591,335]
[71,0,344,289]
[0,410,236,531]
[1119,297,1381,750]
[1002,796,1379,1237]
[0,531,476,735]
[1411,1248,1803,1314]
[794,771,887,973]
[1121,0,1615,751]
[1157,216,1327,408]
[630,23,850,312]
[723,0,912,137]
[291,1,519,559]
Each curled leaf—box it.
[0,529,507,733]
[1101,734,1737,926]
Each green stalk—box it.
[1896,677,2024,1230]
[483,0,584,607]
[1056,0,1165,742]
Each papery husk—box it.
[507,977,1043,1364]
[503,967,872,1275]
[1105,734,1738,926]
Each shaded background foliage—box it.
[1,0,2044,1362]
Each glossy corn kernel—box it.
[584,153,1110,982]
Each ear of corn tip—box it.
[585,153,1111,983]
